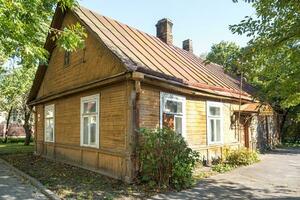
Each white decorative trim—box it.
[160,92,186,138]
[44,104,55,143]
[206,101,224,145]
[80,94,100,148]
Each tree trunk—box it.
[279,108,290,142]
[23,108,32,146]
[3,107,13,143]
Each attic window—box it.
[64,51,71,66]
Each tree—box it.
[0,1,87,144]
[205,41,241,76]
[0,0,86,66]
[230,0,300,140]
[0,65,36,144]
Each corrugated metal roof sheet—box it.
[234,103,273,116]
[74,6,253,100]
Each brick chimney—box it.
[183,39,193,53]
[156,18,173,45]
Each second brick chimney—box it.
[156,18,173,45]
[183,39,193,53]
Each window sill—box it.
[44,141,55,143]
[80,144,99,149]
[207,142,224,147]
[44,141,55,145]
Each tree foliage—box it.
[205,41,241,76]
[230,0,300,109]
[0,0,86,66]
[228,0,300,141]
[0,0,86,144]
[0,65,36,143]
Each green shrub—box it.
[279,141,300,148]
[211,148,260,173]
[212,163,234,173]
[225,148,260,166]
[138,128,200,191]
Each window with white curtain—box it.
[44,104,55,142]
[207,101,223,144]
[80,94,99,148]
[160,92,186,136]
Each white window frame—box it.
[160,92,186,138]
[44,104,55,143]
[80,94,100,148]
[206,101,224,145]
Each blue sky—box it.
[80,0,255,56]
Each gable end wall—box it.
[37,11,126,99]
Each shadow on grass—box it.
[1,154,148,199]
[1,147,299,199]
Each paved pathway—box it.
[152,148,300,200]
[0,159,48,200]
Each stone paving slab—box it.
[0,159,48,200]
[151,148,300,200]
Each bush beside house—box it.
[212,148,260,173]
[138,128,200,190]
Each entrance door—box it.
[244,120,250,148]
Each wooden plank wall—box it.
[37,12,125,99]
[34,11,137,181]
[35,83,133,181]
[139,84,245,161]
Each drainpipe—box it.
[238,73,243,148]
[131,72,144,178]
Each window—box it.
[160,92,186,136]
[207,102,223,144]
[44,104,55,142]
[64,51,71,66]
[80,94,99,148]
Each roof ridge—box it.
[76,4,253,100]
[78,5,168,46]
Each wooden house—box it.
[28,6,278,182]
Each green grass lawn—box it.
[0,143,151,199]
[0,143,216,199]
[0,143,34,155]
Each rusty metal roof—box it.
[28,5,255,103]
[237,103,261,113]
[234,103,274,115]
[74,6,254,100]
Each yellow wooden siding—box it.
[100,85,127,150]
[37,12,125,99]
[223,103,240,144]
[139,85,160,129]
[186,97,207,147]
[35,83,131,180]
[35,105,44,143]
[139,85,245,160]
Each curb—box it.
[0,158,61,200]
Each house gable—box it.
[29,4,255,104]
[35,11,126,99]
